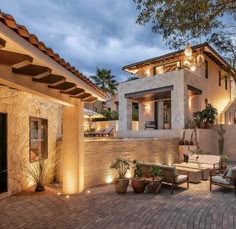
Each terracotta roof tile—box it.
[0,10,106,98]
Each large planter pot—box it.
[147,179,162,194]
[164,123,170,129]
[114,178,129,194]
[131,178,147,193]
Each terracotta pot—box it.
[131,178,147,193]
[147,179,162,194]
[164,123,171,129]
[114,178,129,194]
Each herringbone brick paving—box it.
[1,181,236,229]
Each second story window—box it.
[205,60,208,79]
[218,70,221,86]
[225,77,228,90]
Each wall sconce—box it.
[145,104,150,115]
[144,69,150,77]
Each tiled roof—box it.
[0,11,107,98]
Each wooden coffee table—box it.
[173,163,209,180]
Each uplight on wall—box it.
[106,176,113,184]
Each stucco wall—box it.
[84,138,179,188]
[180,126,236,162]
[0,86,61,196]
[118,70,186,130]
[185,57,230,121]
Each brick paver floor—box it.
[1,181,236,229]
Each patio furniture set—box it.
[137,153,236,195]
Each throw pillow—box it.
[183,154,189,163]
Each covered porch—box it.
[0,13,106,197]
[117,69,203,138]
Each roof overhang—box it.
[122,43,233,74]
[125,86,173,103]
[0,19,106,106]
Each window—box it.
[225,77,228,90]
[205,60,208,79]
[218,70,221,86]
[29,117,48,162]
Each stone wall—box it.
[0,86,61,197]
[84,138,179,188]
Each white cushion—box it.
[212,175,230,185]
[196,155,220,164]
[176,175,187,183]
[188,155,198,163]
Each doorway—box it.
[0,113,7,193]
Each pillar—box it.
[119,98,132,131]
[62,101,84,194]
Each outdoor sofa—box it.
[182,154,221,172]
[138,162,189,194]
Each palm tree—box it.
[90,67,118,96]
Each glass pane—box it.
[30,118,48,162]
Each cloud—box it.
[0,0,169,82]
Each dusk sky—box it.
[0,0,170,82]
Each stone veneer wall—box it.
[0,86,61,197]
[84,138,179,188]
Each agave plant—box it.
[22,158,56,192]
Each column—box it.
[119,98,132,131]
[62,101,84,194]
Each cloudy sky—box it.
[0,0,170,82]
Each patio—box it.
[0,181,236,229]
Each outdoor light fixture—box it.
[184,43,192,57]
[183,43,205,72]
[145,104,150,112]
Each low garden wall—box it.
[84,138,179,188]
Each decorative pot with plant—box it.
[147,165,162,194]
[110,158,131,194]
[131,160,147,193]
[220,154,228,171]
[179,129,186,145]
[193,104,218,129]
[22,158,55,192]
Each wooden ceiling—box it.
[0,37,98,103]
[125,86,173,103]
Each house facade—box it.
[118,43,233,138]
[0,11,106,198]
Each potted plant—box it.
[131,160,147,193]
[110,158,131,194]
[22,158,55,192]
[147,165,162,193]
[193,104,218,129]
[220,154,228,171]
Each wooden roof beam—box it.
[0,38,6,49]
[33,69,51,79]
[12,59,32,69]
[82,96,98,103]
